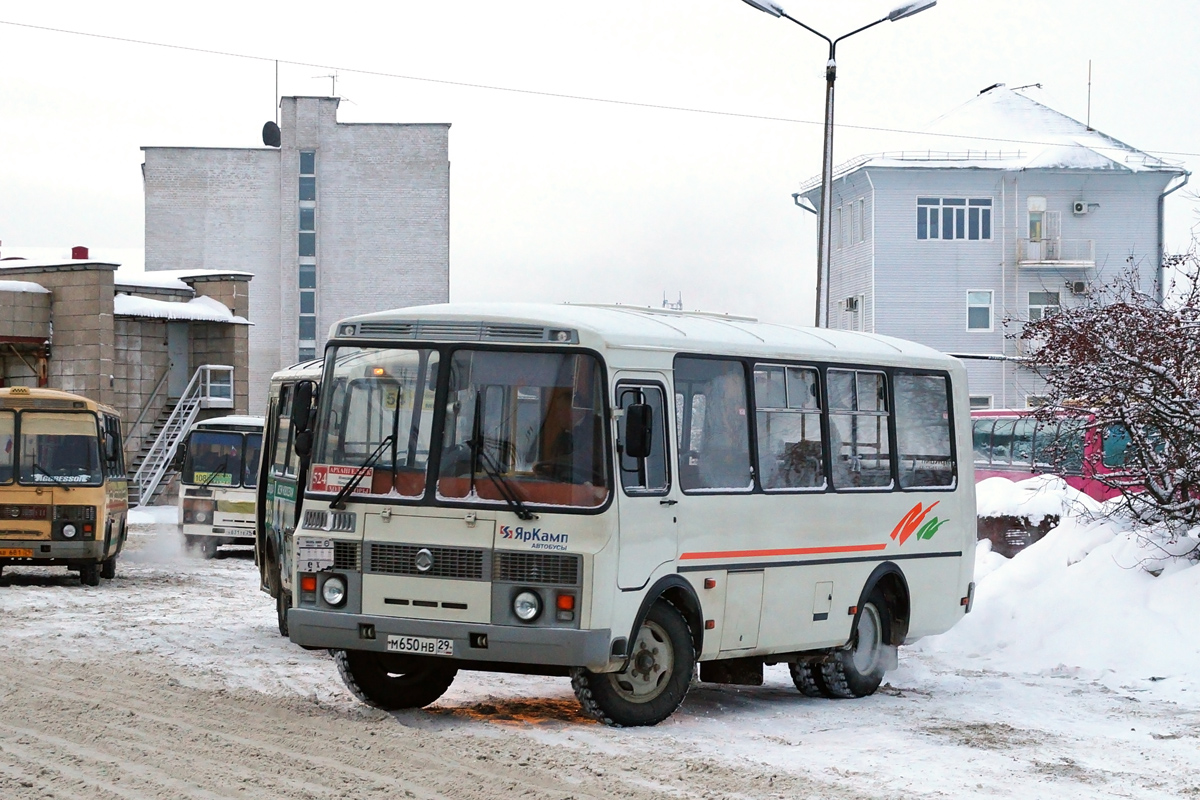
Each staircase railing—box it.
[127,366,171,456]
[132,365,235,506]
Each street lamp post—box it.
[741,0,936,327]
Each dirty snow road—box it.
[0,511,1197,800]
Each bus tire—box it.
[276,583,291,637]
[80,563,101,587]
[819,592,890,699]
[789,659,833,698]
[570,599,694,727]
[333,649,457,710]
[100,556,117,580]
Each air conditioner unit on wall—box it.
[843,296,859,312]
[1072,200,1089,215]
[1070,280,1087,295]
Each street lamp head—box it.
[740,0,785,18]
[888,0,936,21]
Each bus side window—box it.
[894,373,954,488]
[754,365,825,491]
[674,358,752,492]
[828,369,892,489]
[272,386,293,476]
[102,414,126,478]
[616,384,669,495]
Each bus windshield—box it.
[17,412,102,486]
[437,349,608,508]
[0,410,13,484]
[183,431,248,487]
[312,347,439,498]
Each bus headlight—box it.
[183,499,216,525]
[61,523,78,539]
[513,590,542,622]
[321,576,347,607]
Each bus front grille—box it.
[493,551,581,586]
[367,543,485,580]
[333,541,361,571]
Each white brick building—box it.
[143,96,450,409]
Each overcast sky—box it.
[2,1,1198,324]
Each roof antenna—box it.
[1011,82,1042,91]
[1086,60,1093,130]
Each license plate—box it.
[387,635,454,657]
[296,536,334,572]
[0,548,33,558]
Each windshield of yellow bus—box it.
[16,412,102,487]
[0,411,13,484]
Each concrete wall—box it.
[186,276,252,415]
[113,317,171,454]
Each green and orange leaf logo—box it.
[890,502,947,545]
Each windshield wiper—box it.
[467,391,536,521]
[201,457,230,489]
[31,462,71,491]
[329,435,394,510]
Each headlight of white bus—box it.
[321,576,347,607]
[513,590,541,622]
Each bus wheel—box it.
[570,600,694,727]
[276,583,291,637]
[333,649,458,710]
[80,563,101,587]
[196,539,218,560]
[820,593,890,699]
[789,659,833,698]
[100,556,117,580]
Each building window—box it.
[969,396,993,410]
[299,264,316,289]
[299,232,316,257]
[299,151,316,176]
[299,315,317,341]
[967,291,993,331]
[918,197,992,240]
[858,199,866,242]
[298,347,316,361]
[834,206,843,250]
[299,176,316,202]
[300,208,315,231]
[1029,291,1060,321]
[851,202,860,244]
[300,291,315,315]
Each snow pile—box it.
[919,476,1200,694]
[114,293,250,324]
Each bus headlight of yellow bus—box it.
[182,498,216,524]
[321,576,347,607]
[513,590,542,622]
[53,505,97,539]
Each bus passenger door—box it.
[614,379,677,589]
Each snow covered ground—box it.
[1,483,1198,799]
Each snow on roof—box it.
[114,294,250,324]
[799,85,1186,194]
[190,415,264,430]
[0,280,50,294]
[114,269,192,292]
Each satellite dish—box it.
[262,121,281,148]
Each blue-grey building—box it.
[798,84,1188,410]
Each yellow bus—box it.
[0,387,129,586]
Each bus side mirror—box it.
[291,380,316,432]
[294,430,313,459]
[172,442,187,470]
[624,403,653,460]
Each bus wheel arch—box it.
[627,575,704,659]
[855,562,911,648]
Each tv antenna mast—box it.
[662,291,683,311]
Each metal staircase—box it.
[131,365,235,507]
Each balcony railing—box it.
[1017,238,1095,266]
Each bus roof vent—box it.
[481,324,557,343]
[355,322,417,338]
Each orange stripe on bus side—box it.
[679,543,888,560]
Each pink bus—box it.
[970,409,1128,502]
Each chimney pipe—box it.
[71,245,88,260]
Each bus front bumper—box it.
[288,608,615,672]
[0,540,106,564]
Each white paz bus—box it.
[282,303,976,726]
[176,416,264,557]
